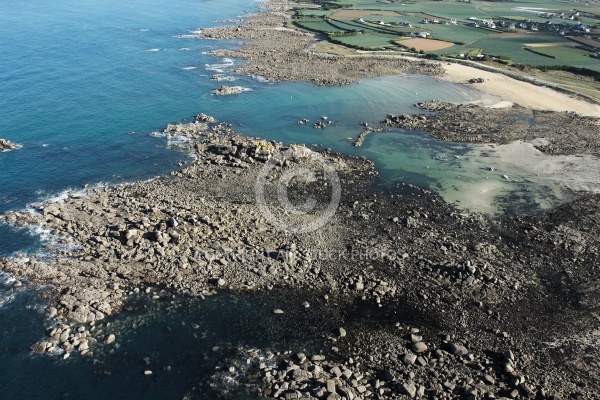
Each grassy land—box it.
[437,34,600,70]
[527,45,595,64]
[296,19,344,33]
[293,0,600,73]
[331,32,399,49]
[313,41,359,56]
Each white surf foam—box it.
[1,143,22,152]
[204,58,235,73]
[233,86,252,92]
[251,75,270,83]
[211,74,237,82]
[167,135,191,147]
[0,272,16,286]
[34,187,88,206]
[0,293,15,309]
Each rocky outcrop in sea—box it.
[0,138,18,152]
[213,85,243,96]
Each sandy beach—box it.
[442,62,600,116]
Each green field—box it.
[524,46,600,71]
[332,32,399,48]
[295,19,343,33]
[293,0,600,73]
[297,9,334,17]
[529,45,592,62]
[327,19,372,32]
[425,24,490,44]
[333,0,600,24]
[329,18,401,34]
[434,34,600,72]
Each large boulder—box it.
[0,138,17,151]
[213,85,243,96]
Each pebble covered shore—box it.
[196,1,442,86]
[353,100,600,155]
[2,114,600,398]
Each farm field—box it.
[332,9,401,19]
[332,32,400,49]
[297,9,334,17]
[528,45,593,62]
[293,0,600,72]
[397,37,455,51]
[296,19,343,33]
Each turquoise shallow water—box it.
[0,0,561,397]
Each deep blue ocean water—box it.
[0,0,495,398]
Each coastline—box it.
[2,117,600,398]
[1,0,600,399]
[198,0,600,116]
[440,62,600,117]
[197,0,443,86]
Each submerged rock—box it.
[213,85,242,96]
[0,138,17,152]
[31,341,49,354]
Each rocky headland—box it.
[352,100,600,156]
[385,100,600,156]
[195,1,442,86]
[1,115,600,398]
